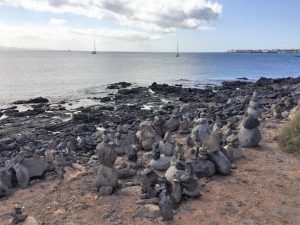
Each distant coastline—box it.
[227,49,300,53]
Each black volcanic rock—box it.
[13,97,49,104]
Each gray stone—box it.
[21,158,49,177]
[171,180,182,204]
[98,186,114,196]
[202,133,220,153]
[281,111,289,119]
[190,159,216,178]
[163,116,180,133]
[159,190,174,221]
[243,116,260,129]
[149,154,171,171]
[0,169,13,189]
[95,165,118,190]
[57,141,67,151]
[165,166,185,181]
[163,139,176,156]
[238,127,261,148]
[96,142,117,167]
[13,163,30,187]
[208,150,231,175]
[247,107,261,119]
[191,121,209,144]
[224,144,243,161]
[117,168,137,179]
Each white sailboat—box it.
[91,36,96,54]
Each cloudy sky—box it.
[0,0,300,52]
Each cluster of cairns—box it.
[93,94,262,221]
[0,92,265,221]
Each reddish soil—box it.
[1,122,300,225]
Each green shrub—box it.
[278,111,300,154]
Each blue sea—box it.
[0,51,300,105]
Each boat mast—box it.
[176,41,179,57]
[93,36,96,52]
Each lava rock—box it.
[208,150,231,175]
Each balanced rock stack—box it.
[238,91,262,148]
[95,135,119,196]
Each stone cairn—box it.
[238,91,262,148]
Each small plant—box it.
[278,111,300,154]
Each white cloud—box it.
[0,0,222,32]
[48,18,66,26]
[0,22,162,51]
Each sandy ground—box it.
[0,122,300,225]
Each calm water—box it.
[0,51,300,105]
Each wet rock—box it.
[13,97,49,105]
[190,159,216,178]
[107,82,131,89]
[238,127,262,148]
[208,150,231,175]
[95,165,118,193]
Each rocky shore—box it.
[0,76,299,224]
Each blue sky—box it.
[0,0,299,52]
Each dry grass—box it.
[278,111,300,154]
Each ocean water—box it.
[0,51,300,105]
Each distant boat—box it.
[91,36,96,54]
[176,42,179,57]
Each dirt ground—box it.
[0,122,300,225]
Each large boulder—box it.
[238,127,261,148]
[190,159,216,178]
[208,150,231,175]
[21,158,49,177]
[0,169,13,189]
[13,163,30,187]
[95,165,118,191]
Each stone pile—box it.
[238,91,262,148]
